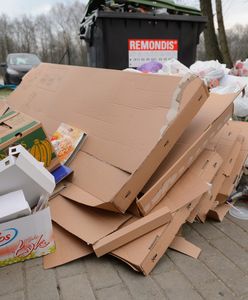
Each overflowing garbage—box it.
[0,61,248,275]
[129,58,248,121]
[82,0,202,19]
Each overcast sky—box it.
[0,0,247,28]
[0,0,87,18]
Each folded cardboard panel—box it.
[190,120,248,222]
[186,149,223,223]
[46,146,209,265]
[188,131,244,222]
[44,146,218,271]
[169,236,201,259]
[49,195,131,245]
[7,63,208,212]
[189,136,243,223]
[217,121,248,202]
[133,92,237,216]
[43,222,93,269]
[110,149,221,275]
[216,150,247,205]
[208,202,233,222]
[93,206,172,257]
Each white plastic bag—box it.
[234,93,248,117]
[160,59,190,75]
[230,59,248,77]
[190,60,226,88]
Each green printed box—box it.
[0,110,60,171]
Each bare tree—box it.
[199,0,223,62]
[215,0,232,67]
[0,1,86,66]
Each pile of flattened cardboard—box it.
[6,63,248,275]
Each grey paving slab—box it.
[84,256,122,290]
[195,280,236,300]
[188,223,248,297]
[95,284,132,300]
[59,274,96,300]
[0,291,25,300]
[212,218,248,249]
[150,253,176,275]
[25,266,59,300]
[153,269,203,300]
[24,257,43,269]
[0,264,24,296]
[56,259,87,279]
[209,236,248,273]
[116,262,166,300]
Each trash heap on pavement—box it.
[1,62,248,275]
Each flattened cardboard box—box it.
[192,120,248,222]
[111,148,221,275]
[131,92,238,216]
[189,135,243,223]
[43,149,212,270]
[49,195,132,245]
[215,120,248,205]
[0,109,59,171]
[95,149,220,259]
[7,63,208,212]
[43,222,92,269]
[208,202,234,222]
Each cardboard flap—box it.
[7,63,206,174]
[60,182,105,207]
[220,150,247,196]
[143,92,236,190]
[208,202,231,222]
[93,206,172,257]
[187,150,223,223]
[190,150,223,182]
[136,93,234,215]
[49,195,132,245]
[60,182,124,213]
[170,236,201,259]
[152,171,210,213]
[222,135,244,176]
[43,222,93,269]
[112,225,165,268]
[113,202,197,275]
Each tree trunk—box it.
[215,0,233,68]
[199,0,223,62]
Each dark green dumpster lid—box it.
[83,0,201,20]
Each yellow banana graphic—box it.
[30,139,52,167]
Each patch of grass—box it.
[0,89,13,100]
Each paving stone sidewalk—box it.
[1,214,248,300]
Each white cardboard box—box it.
[0,207,55,266]
[0,190,31,223]
[0,145,55,208]
[0,145,55,266]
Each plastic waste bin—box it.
[80,1,207,69]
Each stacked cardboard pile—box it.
[6,63,248,275]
